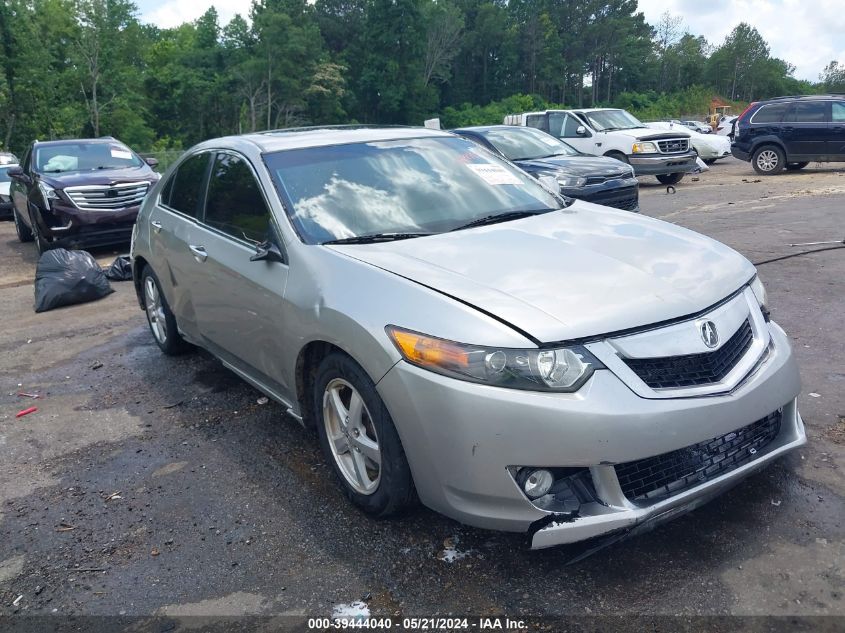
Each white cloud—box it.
[638,0,845,81]
[138,0,248,30]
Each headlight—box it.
[632,141,658,153]
[750,275,768,313]
[38,182,60,207]
[386,326,604,392]
[556,174,587,188]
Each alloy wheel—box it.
[144,276,168,344]
[756,149,779,172]
[322,378,381,495]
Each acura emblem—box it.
[700,321,719,348]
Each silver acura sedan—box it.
[130,127,805,549]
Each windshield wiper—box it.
[450,209,555,232]
[322,232,434,245]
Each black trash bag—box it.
[104,255,133,281]
[34,248,114,313]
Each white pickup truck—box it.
[503,108,697,184]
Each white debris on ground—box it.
[332,601,370,619]
[438,535,476,563]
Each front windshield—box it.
[265,136,562,244]
[35,143,144,173]
[478,127,580,160]
[586,110,644,131]
[0,167,12,182]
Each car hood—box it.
[0,181,9,196]
[610,127,691,141]
[39,166,157,189]
[514,155,632,178]
[330,203,755,343]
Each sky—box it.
[136,0,845,82]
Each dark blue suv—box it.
[731,95,845,175]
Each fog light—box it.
[522,468,554,499]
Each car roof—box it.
[192,126,455,154]
[33,138,128,147]
[452,125,526,133]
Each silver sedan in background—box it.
[131,127,804,549]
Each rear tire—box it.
[13,209,33,242]
[752,145,785,175]
[656,173,685,185]
[313,352,415,518]
[703,158,717,165]
[786,162,809,171]
[141,265,190,355]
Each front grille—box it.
[616,410,782,503]
[657,138,689,154]
[582,185,639,211]
[623,319,753,389]
[584,173,630,185]
[65,181,150,211]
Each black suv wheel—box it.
[752,145,785,175]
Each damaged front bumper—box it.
[377,320,804,549]
[529,400,804,549]
[37,200,139,248]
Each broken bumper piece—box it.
[529,403,805,549]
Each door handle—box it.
[189,245,208,262]
[150,220,163,233]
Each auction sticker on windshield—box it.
[110,148,133,160]
[466,163,523,185]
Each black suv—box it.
[731,95,845,175]
[8,138,159,253]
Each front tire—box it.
[141,265,190,355]
[29,210,51,255]
[13,209,33,242]
[314,352,415,517]
[605,151,630,164]
[752,145,785,175]
[656,172,685,185]
[786,162,809,171]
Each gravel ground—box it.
[0,157,842,629]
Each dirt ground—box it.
[0,157,843,628]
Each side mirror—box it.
[7,166,30,184]
[249,239,286,264]
[576,125,587,135]
[144,157,159,169]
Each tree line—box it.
[0,0,837,155]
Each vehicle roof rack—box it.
[765,94,843,101]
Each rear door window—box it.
[167,153,210,217]
[831,102,845,122]
[784,102,828,123]
[525,115,546,131]
[203,152,271,243]
[751,103,788,123]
